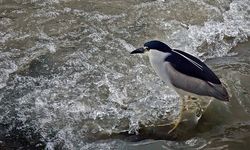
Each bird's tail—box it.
[207,82,229,101]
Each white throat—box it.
[148,50,171,83]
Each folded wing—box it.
[164,50,229,101]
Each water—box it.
[0,0,250,149]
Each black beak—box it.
[130,47,145,54]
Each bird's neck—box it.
[148,50,171,83]
[148,50,171,63]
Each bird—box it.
[130,40,229,132]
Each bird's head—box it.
[130,40,172,54]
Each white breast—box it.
[148,50,171,83]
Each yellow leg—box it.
[168,96,185,134]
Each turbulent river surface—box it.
[0,0,250,149]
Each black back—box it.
[165,49,221,84]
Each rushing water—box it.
[0,0,250,149]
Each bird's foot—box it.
[168,98,184,134]
[167,116,182,134]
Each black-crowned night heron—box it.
[131,40,229,133]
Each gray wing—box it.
[164,62,229,101]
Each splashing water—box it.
[0,0,250,149]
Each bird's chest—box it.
[148,50,171,83]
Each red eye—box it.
[144,46,150,51]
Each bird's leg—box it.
[168,96,185,134]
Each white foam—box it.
[170,0,250,59]
[1,0,249,149]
